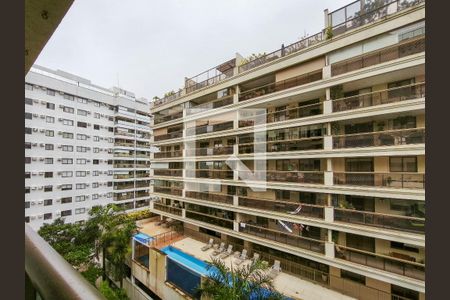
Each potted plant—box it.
[325,26,333,40]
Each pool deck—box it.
[171,237,356,300]
[138,220,173,237]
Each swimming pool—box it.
[161,245,212,276]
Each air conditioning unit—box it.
[58,118,63,121]
[59,105,64,108]
[37,200,43,205]
[31,202,36,206]
[87,124,91,127]
[57,158,62,162]
[38,186,43,190]
[57,171,62,175]
[33,99,39,104]
[40,101,46,104]
[38,215,43,219]
[39,129,45,133]
[42,87,47,90]
[40,115,45,119]
[86,160,91,163]
[55,211,61,216]
[39,172,45,175]
[39,158,44,161]
[59,91,64,95]
[32,157,37,161]
[32,143,38,146]
[55,199,61,203]
[58,132,62,135]
[32,128,38,132]
[39,143,45,147]
[32,113,38,117]
[57,145,62,149]
[30,216,36,220]
[31,172,38,175]
[31,187,37,190]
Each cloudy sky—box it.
[36,0,349,100]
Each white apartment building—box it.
[25,65,152,230]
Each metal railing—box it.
[154,111,183,125]
[153,89,183,108]
[185,210,234,229]
[187,95,234,115]
[334,208,425,233]
[185,63,235,94]
[333,128,425,149]
[239,71,323,102]
[239,136,323,154]
[239,223,325,254]
[25,224,106,300]
[185,190,234,205]
[186,146,234,156]
[335,244,425,281]
[332,82,425,112]
[238,170,324,184]
[238,196,325,219]
[185,121,234,136]
[154,186,183,196]
[153,169,183,177]
[154,150,183,159]
[331,36,425,77]
[186,169,234,180]
[334,172,425,189]
[154,130,183,142]
[153,202,183,216]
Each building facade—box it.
[25,65,152,230]
[146,1,425,299]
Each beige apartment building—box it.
[128,1,425,299]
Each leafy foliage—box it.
[99,280,129,300]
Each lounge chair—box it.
[212,242,225,257]
[218,245,233,259]
[268,260,281,279]
[234,249,248,265]
[201,239,214,251]
[250,252,260,263]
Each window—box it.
[25,172,31,178]
[62,145,73,152]
[76,183,87,189]
[341,270,366,285]
[92,182,99,188]
[75,208,86,214]
[93,148,99,153]
[62,106,74,114]
[77,134,88,140]
[76,171,87,177]
[61,210,72,217]
[44,186,53,192]
[25,142,32,149]
[25,157,31,164]
[25,127,32,134]
[46,116,55,123]
[77,109,88,116]
[44,213,52,220]
[25,216,30,223]
[25,83,33,91]
[45,130,54,137]
[63,94,75,101]
[94,113,100,119]
[108,127,113,132]
[77,146,88,152]
[108,138,114,143]
[93,136,100,142]
[107,193,112,197]
[78,97,88,104]
[61,158,73,164]
[391,241,419,253]
[92,194,99,200]
[46,102,55,109]
[62,119,74,126]
[75,195,86,202]
[390,157,417,172]
[45,144,54,150]
[94,101,100,107]
[45,158,53,164]
[25,201,30,209]
[93,159,99,165]
[94,124,100,130]
[61,171,73,177]
[345,157,374,172]
[77,159,87,164]
[25,112,32,119]
[25,187,30,194]
[93,171,100,176]
[393,116,416,130]
[61,184,72,191]
[61,197,72,204]
[62,132,73,139]
[77,121,87,128]
[44,199,52,206]
[25,98,33,105]
[44,172,53,178]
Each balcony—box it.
[239,136,323,154]
[185,121,234,136]
[153,90,183,108]
[186,169,234,180]
[154,186,183,196]
[239,223,325,254]
[331,36,425,77]
[114,142,134,147]
[332,82,425,112]
[153,169,183,177]
[114,193,134,201]
[153,202,182,216]
[239,70,323,102]
[187,95,234,115]
[186,146,234,156]
[136,172,150,178]
[333,128,425,149]
[238,196,325,219]
[185,210,234,229]
[239,170,324,184]
[154,111,183,125]
[185,59,235,94]
[334,208,425,234]
[154,150,183,159]
[154,130,183,142]
[334,172,425,189]
[114,183,135,190]
[135,191,150,198]
[185,190,234,205]
[335,245,425,281]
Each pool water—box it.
[161,245,213,276]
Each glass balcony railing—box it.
[154,130,183,142]
[332,128,425,149]
[187,95,234,115]
[185,146,234,156]
[238,170,324,184]
[334,172,425,189]
[331,36,425,77]
[153,169,183,177]
[154,150,183,159]
[332,82,425,112]
[154,111,183,125]
[153,202,183,216]
[334,208,425,233]
[239,71,323,102]
[238,196,324,219]
[185,121,234,137]
[335,244,425,281]
[185,210,234,229]
[239,223,325,254]
[154,186,183,196]
[185,190,234,205]
[186,169,234,180]
[239,137,323,154]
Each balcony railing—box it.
[335,244,425,281]
[187,95,234,115]
[154,150,183,159]
[332,82,425,112]
[186,169,234,180]
[239,71,323,102]
[114,194,134,201]
[153,169,183,177]
[185,121,234,136]
[25,224,106,300]
[334,208,425,234]
[185,190,234,205]
[185,63,235,94]
[333,128,425,149]
[154,111,183,125]
[238,197,325,219]
[153,202,182,216]
[334,172,425,189]
[239,223,325,254]
[153,90,183,108]
[114,184,135,190]
[154,130,183,142]
[154,186,183,196]
[186,146,234,156]
[239,170,324,184]
[331,36,425,77]
[185,210,234,229]
[136,173,150,178]
[239,137,323,154]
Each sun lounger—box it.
[234,249,248,265]
[218,245,233,259]
[250,252,260,263]
[201,238,214,251]
[268,260,281,279]
[212,242,225,257]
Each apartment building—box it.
[25,65,152,230]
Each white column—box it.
[324,158,333,186]
[324,135,333,150]
[182,209,186,219]
[324,206,334,222]
[233,195,239,206]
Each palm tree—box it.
[197,257,285,300]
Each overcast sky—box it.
[35,0,350,100]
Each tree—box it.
[198,258,285,300]
[99,280,129,300]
